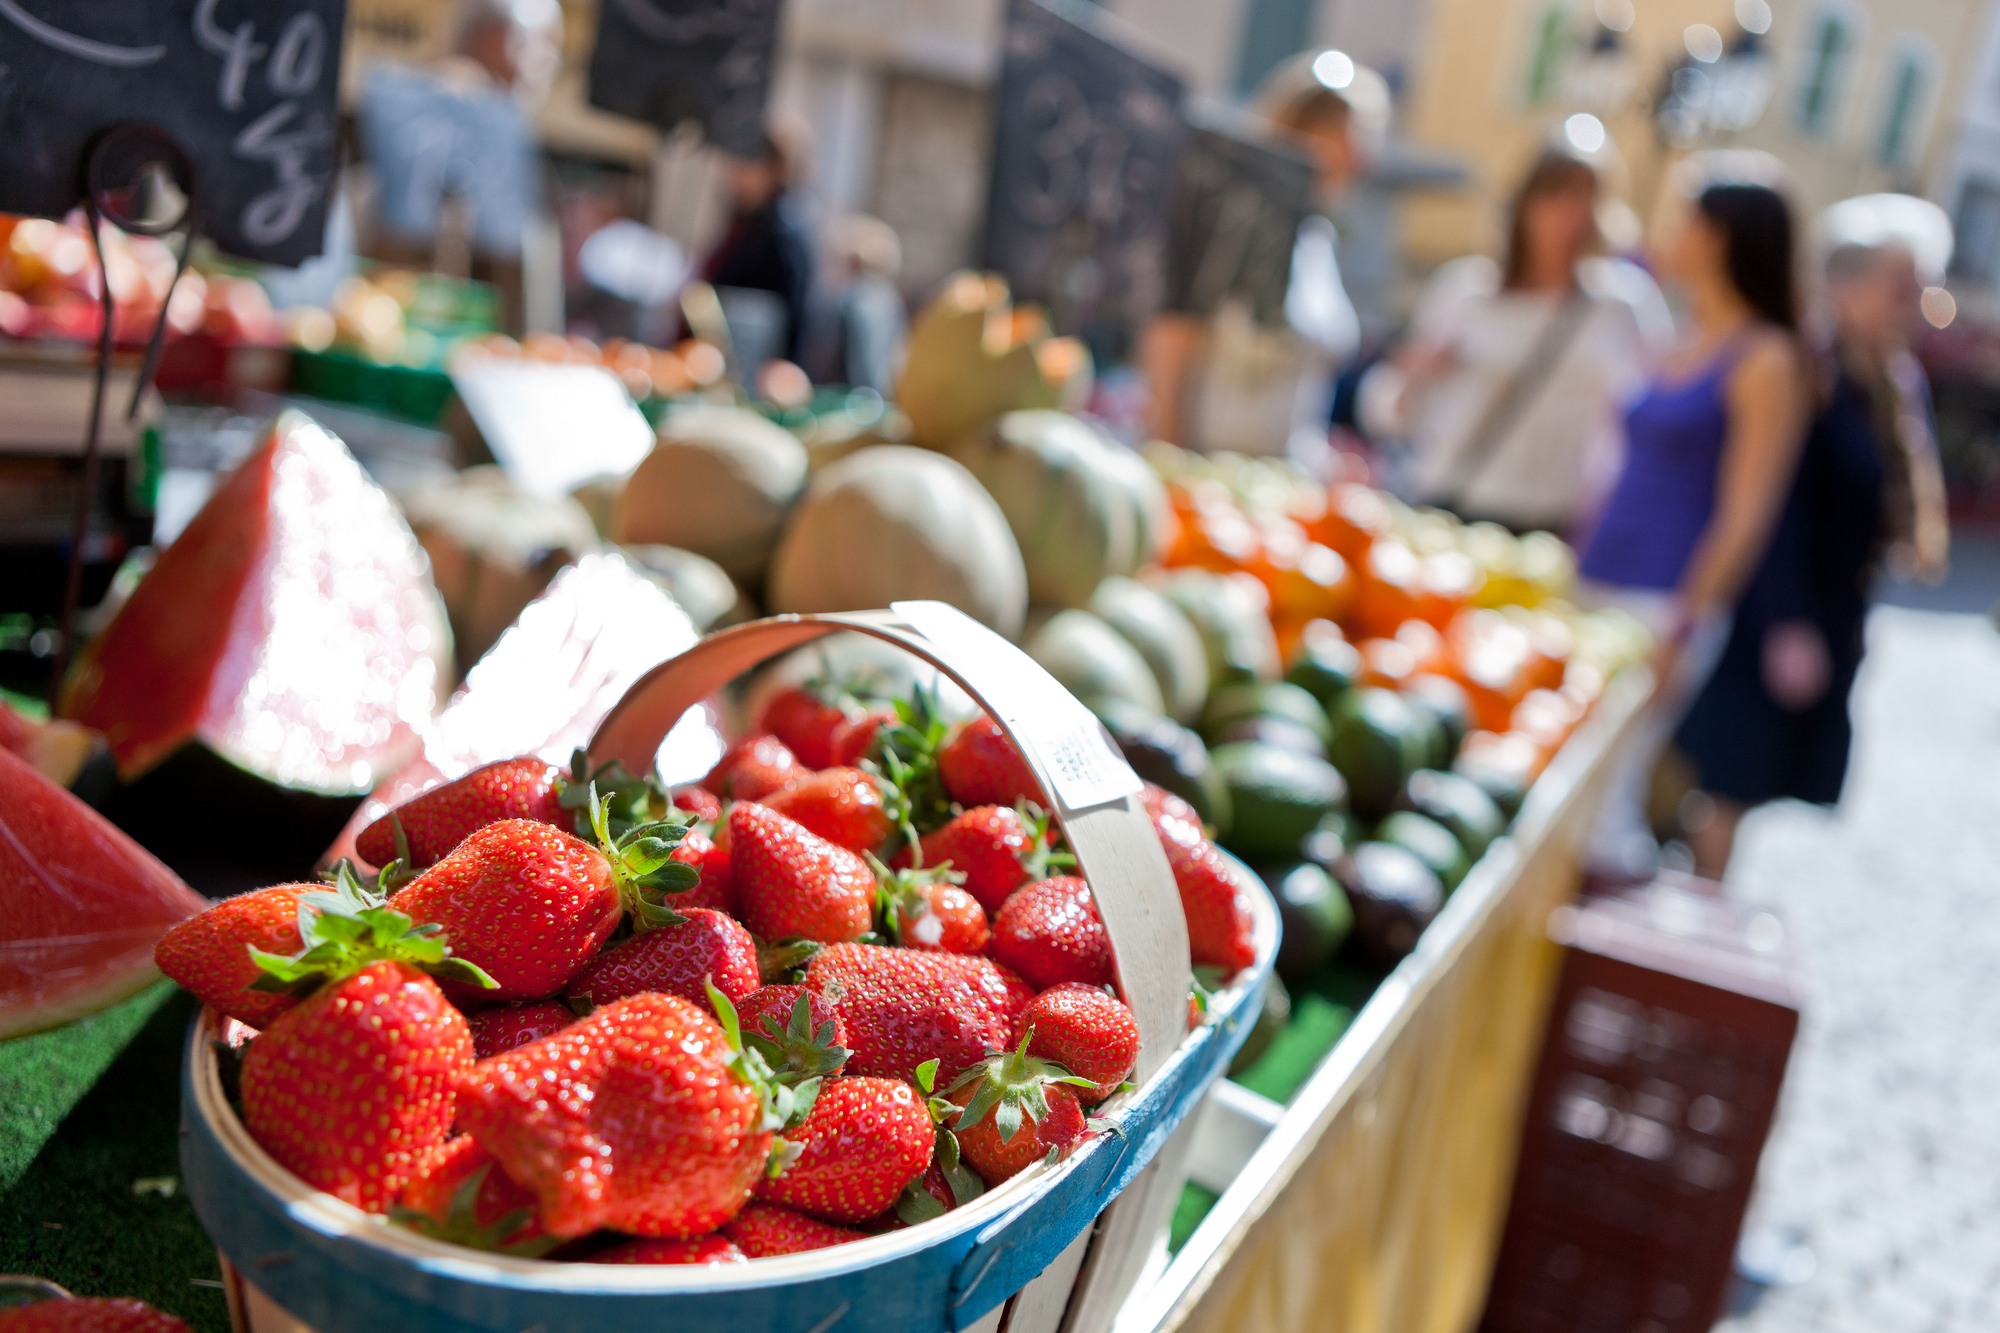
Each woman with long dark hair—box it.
[1675,196,1952,875]
[1577,166,1811,878]
[1362,144,1672,533]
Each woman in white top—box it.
[1360,148,1674,533]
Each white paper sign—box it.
[891,600,1143,811]
[450,360,655,501]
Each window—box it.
[1796,6,1856,136]
[1523,5,1572,105]
[1950,180,2000,284]
[1878,44,1932,167]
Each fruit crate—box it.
[1108,666,1653,1333]
[179,602,1277,1333]
[1478,881,1802,1333]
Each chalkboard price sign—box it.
[0,0,346,266]
[588,0,783,157]
[1165,107,1315,328]
[982,0,1184,339]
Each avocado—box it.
[1375,810,1470,891]
[1226,974,1292,1077]
[1210,715,1328,759]
[1403,673,1472,767]
[1335,841,1444,967]
[1256,860,1354,984]
[1212,741,1348,862]
[1300,811,1353,872]
[1325,688,1431,820]
[1284,631,1362,712]
[1401,768,1504,860]
[1200,680,1332,749]
[1102,705,1232,836]
[1452,741,1534,817]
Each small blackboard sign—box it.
[587,0,783,157]
[981,0,1184,338]
[1165,106,1315,328]
[0,0,345,266]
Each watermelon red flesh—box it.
[0,745,207,1038]
[58,410,450,795]
[322,551,709,867]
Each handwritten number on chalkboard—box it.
[187,3,334,249]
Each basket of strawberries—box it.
[170,601,1274,1333]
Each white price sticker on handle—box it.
[892,601,1143,812]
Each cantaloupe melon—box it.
[610,405,808,585]
[897,274,1090,449]
[766,447,1029,637]
[1089,576,1210,723]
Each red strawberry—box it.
[738,985,848,1053]
[392,820,622,1003]
[938,716,1046,808]
[0,1298,192,1331]
[393,794,705,1002]
[828,704,898,767]
[758,686,859,770]
[455,993,773,1239]
[1140,784,1206,852]
[756,1077,932,1223]
[589,1234,746,1265]
[241,961,473,1212]
[879,866,989,954]
[947,1035,1092,1185]
[672,826,736,915]
[702,734,804,801]
[987,876,1113,990]
[356,757,565,870]
[722,1202,867,1257]
[761,767,894,854]
[671,787,722,823]
[1020,984,1138,1103]
[803,943,1032,1084]
[469,1000,577,1059]
[395,1135,548,1253]
[914,804,1065,913]
[565,909,761,1008]
[730,803,874,943]
[1164,838,1257,974]
[155,883,313,1028]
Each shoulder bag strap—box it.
[1430,292,1595,513]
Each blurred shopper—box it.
[1575,167,1810,878]
[699,120,818,368]
[1676,195,1952,875]
[1141,50,1386,463]
[809,214,906,394]
[355,0,563,330]
[1359,145,1672,533]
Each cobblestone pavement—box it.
[1716,549,2000,1333]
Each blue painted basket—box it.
[182,605,1277,1333]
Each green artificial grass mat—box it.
[1228,959,1379,1106]
[0,989,228,1333]
[1,981,176,1191]
[1168,1181,1220,1255]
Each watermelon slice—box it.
[58,410,450,795]
[322,551,708,866]
[0,745,206,1038]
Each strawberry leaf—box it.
[895,1179,948,1225]
[937,1128,985,1207]
[249,867,496,994]
[388,1163,558,1257]
[744,991,850,1086]
[562,749,664,843]
[591,783,698,931]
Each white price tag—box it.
[891,601,1142,811]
